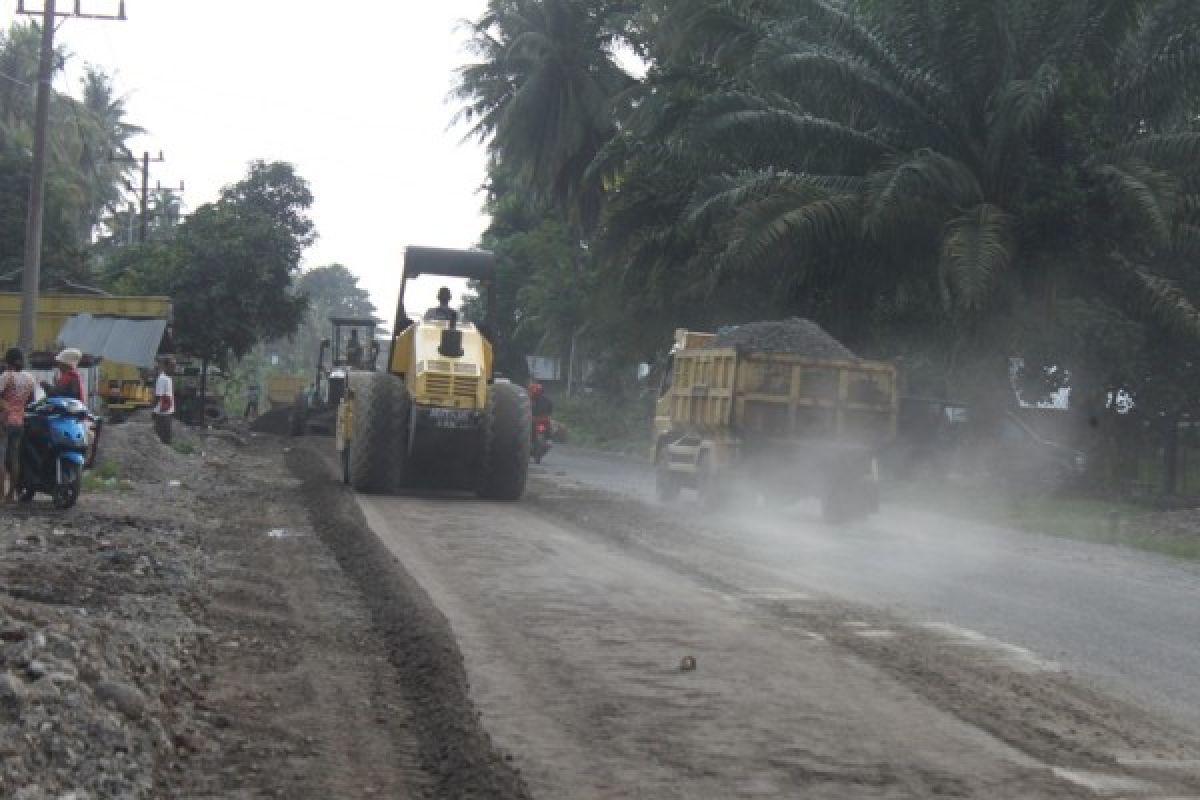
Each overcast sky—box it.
[1,0,492,315]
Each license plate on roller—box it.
[427,409,474,429]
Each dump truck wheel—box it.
[655,446,680,502]
[289,393,307,437]
[696,453,729,510]
[348,372,403,494]
[477,382,531,501]
[821,476,874,524]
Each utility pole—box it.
[111,150,164,242]
[16,0,127,351]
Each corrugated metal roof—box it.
[57,313,167,369]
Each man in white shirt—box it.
[153,356,175,444]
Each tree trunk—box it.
[198,357,209,427]
[1163,412,1180,497]
[566,327,577,397]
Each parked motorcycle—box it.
[18,397,95,509]
[532,415,553,464]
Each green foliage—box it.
[101,161,315,368]
[270,263,378,372]
[456,0,1200,491]
[0,24,143,281]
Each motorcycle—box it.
[17,397,95,510]
[531,415,553,464]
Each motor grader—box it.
[335,246,530,500]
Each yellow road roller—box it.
[336,246,530,500]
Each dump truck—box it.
[653,321,897,521]
[336,246,530,500]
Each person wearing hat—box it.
[45,348,85,403]
[0,347,35,502]
[152,355,175,445]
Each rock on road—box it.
[337,445,1200,799]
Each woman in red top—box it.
[0,347,35,502]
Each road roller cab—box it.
[337,247,531,500]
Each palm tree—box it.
[456,0,634,228]
[679,0,1200,330]
[74,66,143,242]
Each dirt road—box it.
[545,446,1200,734]
[324,444,1200,799]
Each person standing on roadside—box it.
[244,383,260,420]
[0,348,35,502]
[153,356,175,444]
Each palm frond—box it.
[864,150,982,236]
[718,193,862,279]
[692,91,891,164]
[988,62,1060,145]
[938,203,1013,309]
[1094,160,1180,244]
[1099,133,1200,172]
[687,168,834,226]
[1128,267,1200,338]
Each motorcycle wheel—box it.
[53,462,82,510]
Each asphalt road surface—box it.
[544,446,1200,734]
[344,445,1200,799]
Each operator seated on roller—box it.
[423,286,459,325]
[345,329,364,368]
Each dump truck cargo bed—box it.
[654,323,897,520]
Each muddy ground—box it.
[0,415,524,799]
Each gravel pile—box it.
[0,505,206,799]
[97,414,201,483]
[708,318,857,360]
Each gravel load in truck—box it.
[708,318,858,360]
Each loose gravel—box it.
[709,318,858,359]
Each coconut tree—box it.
[73,66,143,242]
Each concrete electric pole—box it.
[15,0,127,351]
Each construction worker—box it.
[346,329,364,368]
[244,383,261,420]
[424,287,459,324]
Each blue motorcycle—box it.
[18,397,94,509]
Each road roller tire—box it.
[476,382,531,501]
[348,372,406,494]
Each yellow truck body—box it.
[0,293,171,411]
[266,374,308,408]
[654,327,898,519]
